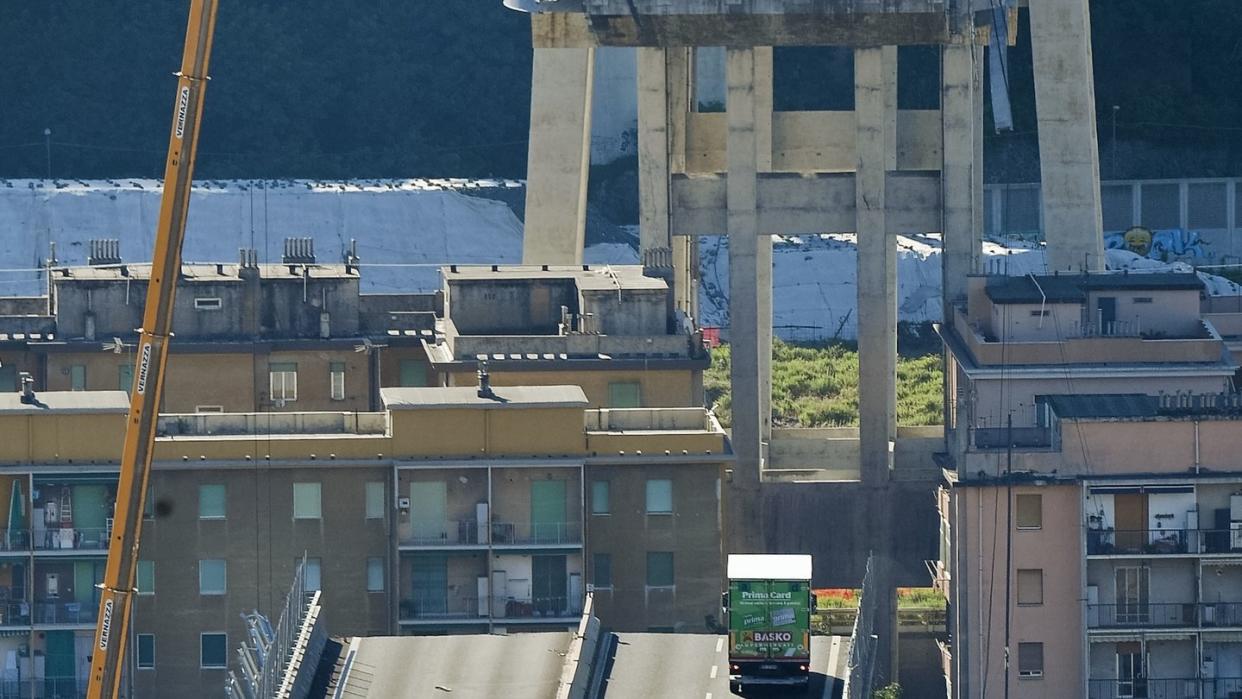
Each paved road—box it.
[599,634,849,699]
[333,632,573,698]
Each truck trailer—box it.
[724,553,815,693]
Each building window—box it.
[1018,642,1043,678]
[608,381,642,408]
[647,552,674,588]
[200,633,227,669]
[293,483,322,519]
[366,557,384,592]
[136,634,155,670]
[646,479,673,514]
[269,362,298,403]
[195,405,224,413]
[199,484,226,519]
[365,482,385,520]
[1017,569,1043,606]
[398,359,427,387]
[194,297,223,310]
[591,481,610,515]
[1015,494,1042,530]
[69,365,86,391]
[330,361,346,401]
[119,363,134,394]
[1133,297,1153,304]
[137,560,155,595]
[199,559,227,595]
[301,558,322,592]
[593,553,612,590]
[1029,310,1050,317]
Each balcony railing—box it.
[494,595,580,620]
[490,521,582,546]
[1088,528,1191,555]
[398,594,483,621]
[400,521,583,547]
[1087,603,1201,628]
[0,530,30,553]
[398,594,583,622]
[33,527,109,552]
[1088,677,1242,699]
[33,599,97,625]
[401,520,487,547]
[0,600,31,627]
[0,677,85,699]
[1087,528,1241,555]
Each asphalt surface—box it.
[331,631,574,698]
[599,634,849,699]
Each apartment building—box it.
[426,264,709,408]
[0,251,708,415]
[936,271,1242,699]
[0,380,728,698]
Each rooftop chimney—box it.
[477,360,494,400]
[18,372,35,404]
[87,239,122,266]
[282,237,316,264]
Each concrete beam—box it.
[941,42,983,304]
[638,47,672,259]
[855,44,898,687]
[670,171,942,236]
[725,47,765,555]
[530,12,954,48]
[1029,0,1105,272]
[522,47,595,265]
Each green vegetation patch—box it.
[705,340,943,428]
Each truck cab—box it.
[723,554,815,693]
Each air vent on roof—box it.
[281,237,315,264]
[88,239,122,266]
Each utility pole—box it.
[1111,105,1120,179]
[43,128,52,179]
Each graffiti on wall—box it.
[1105,226,1209,260]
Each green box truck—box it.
[724,554,814,693]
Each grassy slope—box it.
[704,341,943,428]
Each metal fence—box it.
[843,554,877,699]
[225,554,313,699]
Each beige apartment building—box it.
[937,271,1242,699]
[0,249,708,416]
[0,379,728,698]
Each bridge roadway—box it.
[329,631,573,698]
[597,634,849,699]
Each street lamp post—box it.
[43,128,52,180]
[1111,106,1120,178]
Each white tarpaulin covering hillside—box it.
[698,233,1242,341]
[2,179,1237,340]
[0,178,527,295]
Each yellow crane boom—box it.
[87,1,219,696]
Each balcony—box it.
[1087,528,1241,556]
[0,530,31,553]
[490,521,581,547]
[0,600,30,627]
[398,593,484,623]
[398,521,582,548]
[1087,603,1203,629]
[0,678,86,699]
[33,599,97,626]
[1088,677,1242,699]
[493,594,581,622]
[33,527,109,553]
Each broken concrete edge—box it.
[557,592,599,699]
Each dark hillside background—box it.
[1,1,1240,182]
